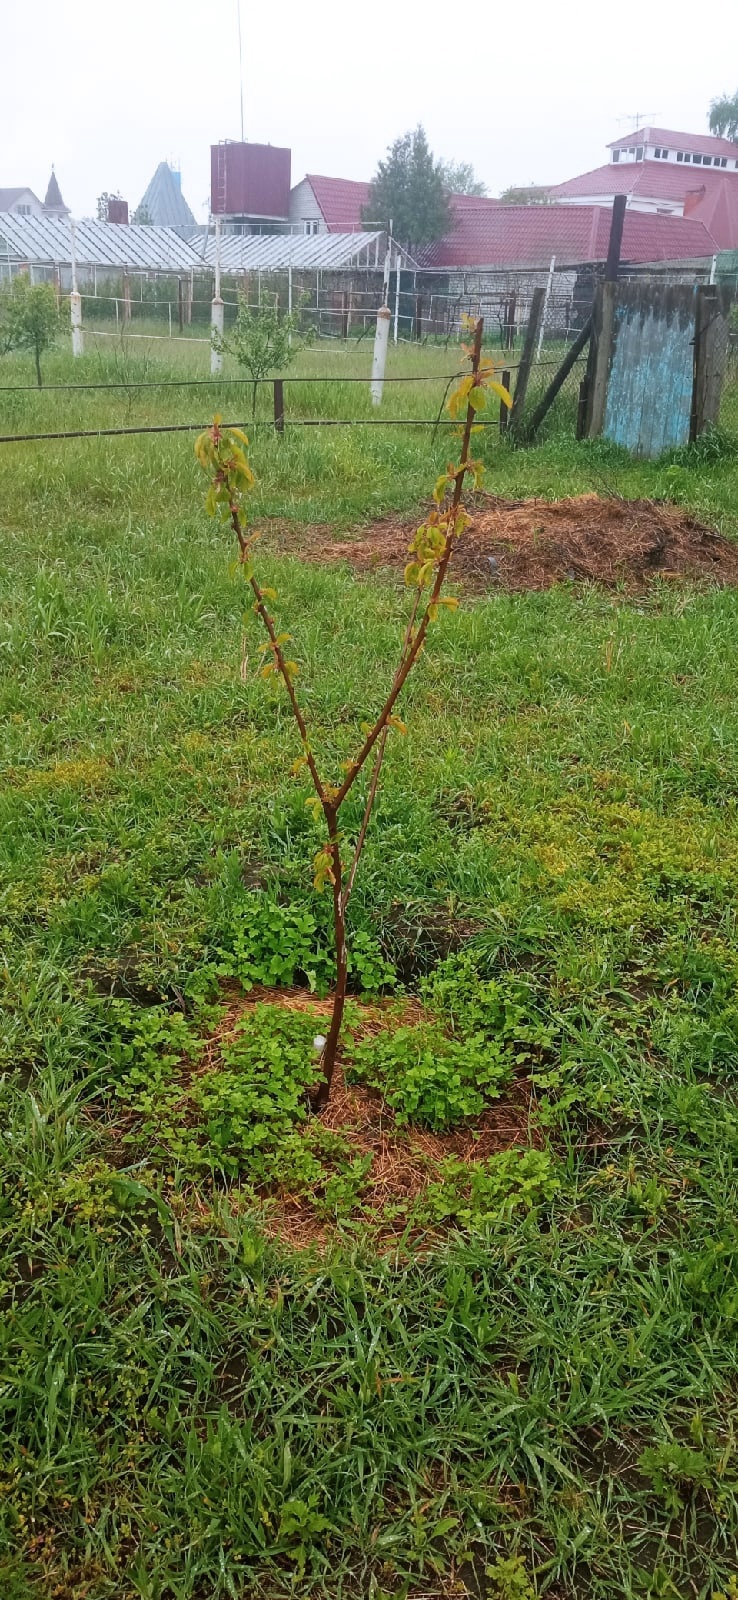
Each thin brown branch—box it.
[231,505,326,807]
[342,723,389,911]
[331,319,484,812]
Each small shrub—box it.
[414,1147,561,1226]
[218,897,334,993]
[192,1006,322,1177]
[422,949,553,1062]
[216,893,394,995]
[111,1001,328,1180]
[638,1441,714,1516]
[213,297,311,415]
[0,277,61,386]
[345,1021,512,1129]
[485,1554,537,1600]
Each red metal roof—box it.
[550,161,738,203]
[304,179,498,233]
[608,127,738,159]
[417,204,717,269]
[305,175,371,232]
[686,181,738,249]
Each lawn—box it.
[2,334,738,1600]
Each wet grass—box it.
[2,342,738,1597]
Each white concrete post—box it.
[710,253,718,285]
[393,254,401,345]
[211,217,224,375]
[537,255,556,361]
[71,291,83,357]
[69,221,83,358]
[371,305,391,405]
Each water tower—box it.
[210,141,291,230]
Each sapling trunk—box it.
[312,822,348,1111]
[195,318,508,1110]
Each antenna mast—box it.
[236,0,245,141]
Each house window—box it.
[303,219,320,235]
[677,151,684,161]
[16,203,31,214]
[613,149,620,162]
[636,146,644,160]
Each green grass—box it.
[3,340,738,1598]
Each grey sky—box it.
[3,0,737,221]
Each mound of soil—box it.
[273,494,738,593]
[209,987,532,1249]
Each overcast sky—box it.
[3,0,737,220]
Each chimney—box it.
[108,198,129,224]
[683,187,706,218]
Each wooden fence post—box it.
[584,281,617,438]
[509,287,545,438]
[691,285,728,441]
[523,318,593,443]
[415,294,423,340]
[605,195,627,283]
[500,369,511,435]
[273,379,285,433]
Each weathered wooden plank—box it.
[598,282,695,456]
[586,282,616,438]
[509,287,545,437]
[691,285,730,439]
[522,318,592,443]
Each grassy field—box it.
[3,336,738,1600]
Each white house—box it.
[0,187,44,217]
[607,127,738,171]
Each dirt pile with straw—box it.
[273,494,738,593]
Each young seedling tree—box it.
[196,318,510,1110]
[0,277,61,387]
[213,296,309,417]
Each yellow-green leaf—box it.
[488,381,513,409]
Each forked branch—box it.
[194,321,510,1109]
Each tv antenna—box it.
[616,111,659,133]
[236,0,245,141]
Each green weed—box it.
[3,340,738,1595]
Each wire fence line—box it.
[0,372,482,395]
[0,418,504,445]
